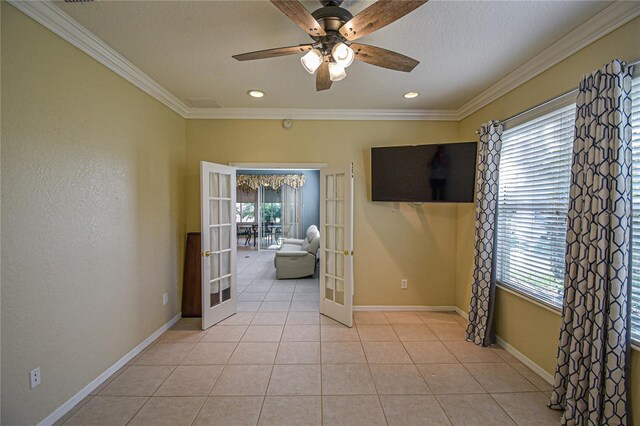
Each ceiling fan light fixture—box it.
[232,0,426,91]
[331,43,354,67]
[301,49,323,74]
[328,62,347,82]
[247,90,265,98]
[403,91,419,99]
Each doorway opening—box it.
[199,161,353,330]
[233,166,321,252]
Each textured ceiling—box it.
[56,0,612,110]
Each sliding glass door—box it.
[259,186,282,250]
[283,184,302,240]
[257,185,302,250]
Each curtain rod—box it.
[474,57,640,135]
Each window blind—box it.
[496,104,575,308]
[629,75,640,344]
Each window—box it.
[235,202,255,223]
[495,104,575,309]
[629,75,640,343]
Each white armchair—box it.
[274,225,320,279]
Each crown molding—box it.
[185,108,459,121]
[8,0,191,117]
[9,0,640,122]
[455,1,640,120]
[8,0,456,121]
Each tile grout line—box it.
[122,396,151,426]
[415,316,454,424]
[486,392,520,425]
[391,312,460,426]
[186,362,228,425]
[371,320,392,426]
[185,396,207,426]
[254,315,283,425]
[359,320,390,426]
[449,339,536,425]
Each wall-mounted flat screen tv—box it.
[371,142,477,203]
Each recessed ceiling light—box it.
[247,90,265,98]
[403,92,419,99]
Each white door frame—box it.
[229,163,327,170]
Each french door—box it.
[200,161,237,330]
[319,163,354,327]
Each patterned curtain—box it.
[549,60,633,425]
[466,122,503,346]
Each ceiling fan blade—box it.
[232,44,313,61]
[350,43,419,72]
[270,0,326,37]
[339,0,428,41]
[316,60,332,91]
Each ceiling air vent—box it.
[185,98,223,109]
[64,0,96,3]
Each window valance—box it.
[236,174,306,192]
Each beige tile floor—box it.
[58,251,561,425]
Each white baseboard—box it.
[454,307,468,319]
[38,313,182,426]
[451,308,553,385]
[494,335,554,384]
[353,305,458,312]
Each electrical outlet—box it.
[401,279,408,289]
[30,367,41,389]
[163,293,168,306]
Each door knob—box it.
[203,250,213,257]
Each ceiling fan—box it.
[232,0,428,91]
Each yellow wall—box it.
[3,1,640,423]
[187,120,461,306]
[456,16,640,425]
[1,4,187,425]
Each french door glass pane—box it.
[210,200,219,224]
[335,174,344,198]
[221,251,231,276]
[220,226,231,250]
[210,227,219,252]
[221,277,231,302]
[210,280,220,308]
[221,200,231,224]
[335,279,344,305]
[326,226,335,250]
[220,174,230,198]
[326,175,334,198]
[336,227,344,251]
[325,277,334,300]
[209,173,219,197]
[210,253,220,279]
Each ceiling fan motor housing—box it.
[311,6,353,34]
[319,0,345,7]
